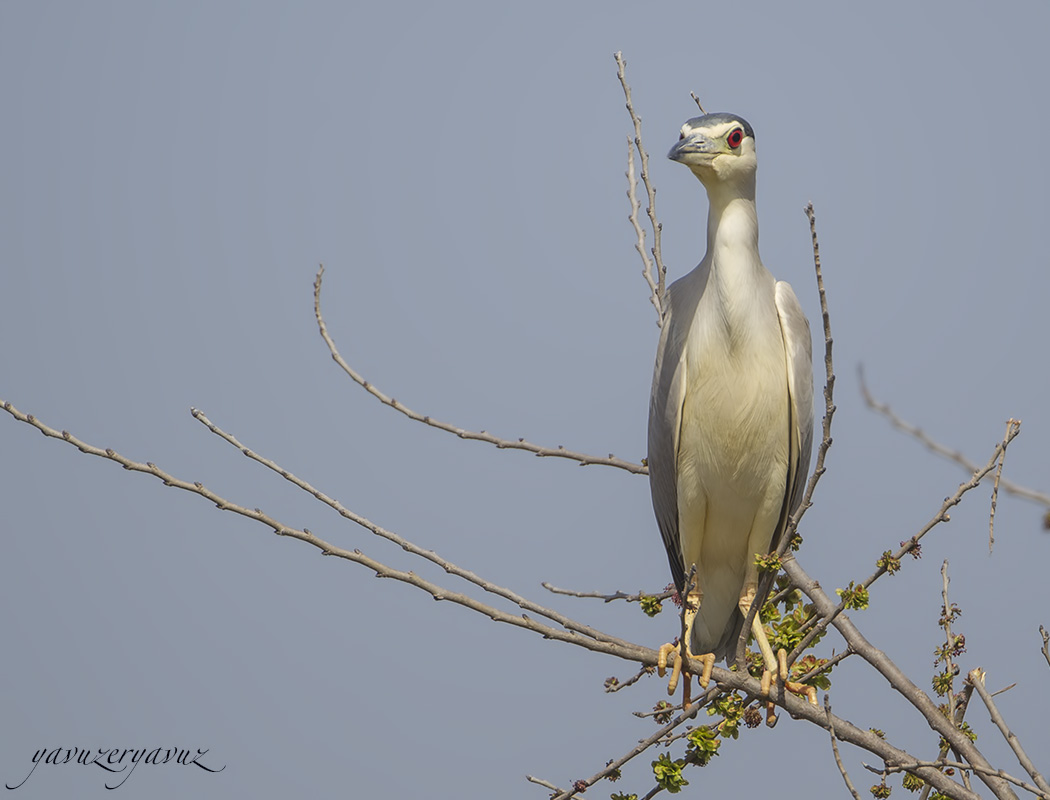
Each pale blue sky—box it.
[2,3,1048,798]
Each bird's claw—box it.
[759,647,819,726]
[657,642,715,708]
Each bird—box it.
[647,112,815,708]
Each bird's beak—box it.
[667,133,717,162]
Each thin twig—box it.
[860,369,1048,509]
[918,653,976,800]
[541,583,674,604]
[825,696,863,800]
[525,775,564,794]
[0,398,652,666]
[989,420,1019,552]
[941,561,960,724]
[549,693,709,800]
[786,202,837,539]
[625,137,662,325]
[789,424,1022,666]
[606,665,652,693]
[879,760,1050,800]
[689,92,706,113]
[189,407,635,648]
[615,51,667,321]
[968,668,1050,794]
[795,647,854,685]
[313,265,646,475]
[1040,626,1050,670]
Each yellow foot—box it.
[657,641,715,707]
[758,647,819,725]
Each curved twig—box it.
[615,51,667,323]
[189,407,635,648]
[860,368,1048,509]
[787,424,1021,666]
[313,265,646,475]
[825,696,863,800]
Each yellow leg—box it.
[656,590,715,707]
[739,585,819,726]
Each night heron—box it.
[648,113,815,707]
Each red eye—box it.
[727,128,743,149]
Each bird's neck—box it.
[704,182,759,265]
[701,181,772,330]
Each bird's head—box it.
[668,113,756,189]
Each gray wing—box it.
[774,281,814,530]
[738,280,814,662]
[647,270,708,593]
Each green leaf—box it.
[836,581,870,610]
[651,753,689,793]
[639,595,663,617]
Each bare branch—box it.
[941,561,961,723]
[625,137,663,325]
[795,647,855,686]
[790,423,1022,665]
[615,51,667,320]
[313,265,646,475]
[968,668,1050,795]
[825,696,863,800]
[689,91,706,113]
[189,407,635,648]
[785,202,838,538]
[880,760,1050,800]
[0,398,652,666]
[549,690,714,800]
[606,665,652,693]
[860,369,1048,510]
[989,419,1019,552]
[525,775,564,794]
[1040,626,1050,670]
[541,582,675,604]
